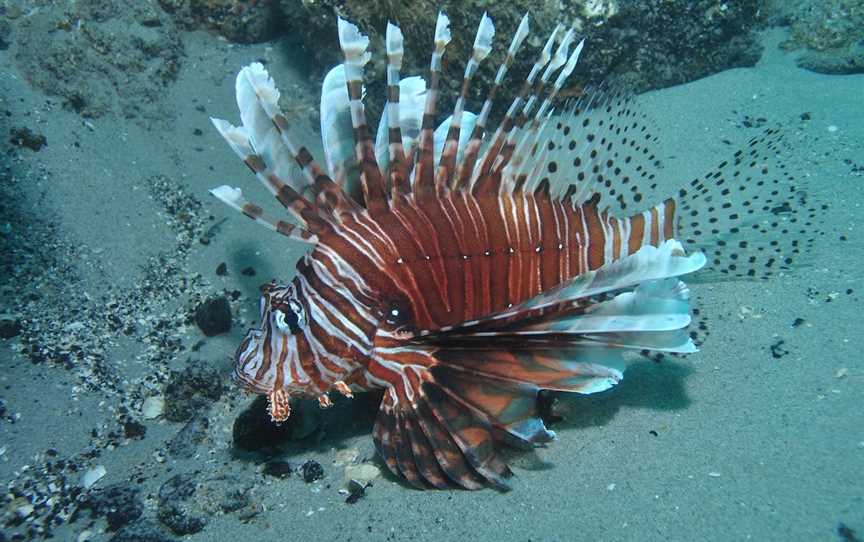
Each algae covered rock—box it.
[278,0,762,117]
[772,0,864,74]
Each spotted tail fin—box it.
[526,89,826,281]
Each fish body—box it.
[210,12,821,489]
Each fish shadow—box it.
[544,359,693,432]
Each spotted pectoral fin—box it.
[372,369,512,491]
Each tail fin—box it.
[674,127,826,281]
[531,89,826,282]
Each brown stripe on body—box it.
[609,215,622,261]
[649,205,660,246]
[663,198,676,240]
[583,194,606,271]
[473,192,512,314]
[415,193,466,325]
[535,191,562,291]
[628,212,645,254]
[389,198,452,320]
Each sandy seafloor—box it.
[0,20,862,542]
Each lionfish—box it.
[209,12,821,489]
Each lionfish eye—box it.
[273,309,305,335]
[384,300,412,327]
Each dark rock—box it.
[122,419,147,440]
[345,479,369,504]
[110,520,178,542]
[280,0,763,120]
[774,0,864,75]
[301,460,324,483]
[0,315,21,339]
[215,263,228,276]
[240,266,256,276]
[796,44,864,75]
[233,396,321,452]
[83,483,144,532]
[194,296,231,336]
[157,474,206,536]
[9,127,46,151]
[157,0,283,43]
[157,505,206,536]
[262,460,292,479]
[158,473,198,502]
[168,415,209,458]
[163,359,226,422]
[219,488,249,513]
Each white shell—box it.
[81,465,107,489]
[141,395,165,419]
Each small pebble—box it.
[707,471,722,478]
[344,463,380,486]
[301,460,324,483]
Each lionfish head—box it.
[232,280,312,421]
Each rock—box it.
[796,44,864,75]
[772,0,864,75]
[0,314,21,339]
[8,127,46,151]
[163,360,225,422]
[194,296,231,336]
[122,419,147,440]
[82,483,143,532]
[157,474,206,536]
[167,415,209,458]
[301,460,324,483]
[157,0,283,43]
[155,473,255,535]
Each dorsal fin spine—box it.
[470,24,560,195]
[454,13,529,190]
[384,22,411,197]
[337,17,389,213]
[436,12,495,192]
[413,12,451,198]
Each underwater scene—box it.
[0,0,862,540]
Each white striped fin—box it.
[234,64,298,185]
[386,22,404,64]
[320,65,360,188]
[374,76,427,171]
[337,17,371,66]
[472,12,495,62]
[209,185,316,244]
[434,112,477,166]
[434,11,452,50]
